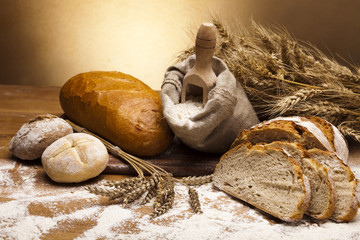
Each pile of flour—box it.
[1,159,360,240]
[173,97,203,121]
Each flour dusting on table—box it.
[1,159,360,240]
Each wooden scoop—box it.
[181,22,217,106]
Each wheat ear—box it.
[66,120,212,218]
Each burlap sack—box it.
[161,55,259,153]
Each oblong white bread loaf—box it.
[60,71,174,157]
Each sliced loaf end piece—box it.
[307,149,358,222]
[213,142,310,222]
[265,141,336,220]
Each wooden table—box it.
[1,84,360,240]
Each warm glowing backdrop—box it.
[1,0,360,90]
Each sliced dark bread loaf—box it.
[307,149,358,222]
[213,142,311,222]
[265,141,335,220]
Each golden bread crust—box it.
[60,71,174,157]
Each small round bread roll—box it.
[9,114,73,160]
[41,133,108,183]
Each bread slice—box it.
[264,141,335,220]
[307,149,358,222]
[231,116,348,163]
[213,142,311,222]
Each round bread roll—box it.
[9,114,73,160]
[41,133,108,183]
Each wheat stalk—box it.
[150,174,175,218]
[291,101,360,117]
[188,187,202,214]
[338,121,360,142]
[269,89,321,117]
[179,18,360,141]
[104,176,143,189]
[66,120,211,218]
[178,174,213,186]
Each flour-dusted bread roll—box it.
[265,141,335,220]
[213,142,311,222]
[232,116,348,163]
[41,133,108,183]
[9,114,73,160]
[60,71,174,157]
[307,149,358,222]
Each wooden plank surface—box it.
[1,84,360,239]
[0,84,220,176]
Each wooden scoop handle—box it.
[181,23,217,105]
[194,22,217,73]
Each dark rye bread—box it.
[231,116,348,163]
[264,141,335,220]
[213,142,311,222]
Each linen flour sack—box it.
[161,55,259,153]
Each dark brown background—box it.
[1,0,359,90]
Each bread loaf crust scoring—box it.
[41,133,109,183]
[60,71,174,156]
[231,116,349,163]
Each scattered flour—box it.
[1,157,360,239]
